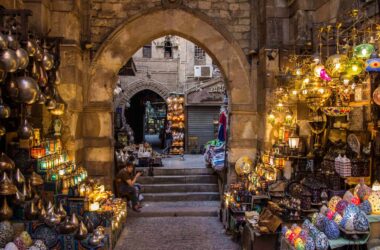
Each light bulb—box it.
[361,48,367,56]
[335,63,341,70]
[352,65,358,72]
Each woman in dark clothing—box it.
[162,121,173,155]
[116,162,142,212]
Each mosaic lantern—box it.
[365,58,380,72]
[325,54,349,77]
[368,190,380,215]
[372,180,380,191]
[346,58,365,76]
[354,44,375,59]
[313,64,325,78]
[328,196,342,212]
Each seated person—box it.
[116,162,142,212]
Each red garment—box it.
[219,111,227,140]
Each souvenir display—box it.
[166,94,185,155]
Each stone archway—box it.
[83,7,258,187]
[116,79,171,108]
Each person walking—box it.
[162,122,173,156]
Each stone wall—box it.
[90,0,252,54]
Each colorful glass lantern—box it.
[328,196,342,212]
[313,64,325,78]
[354,44,375,59]
[368,190,380,214]
[365,58,380,72]
[372,181,380,192]
[320,69,332,81]
[346,58,364,76]
[325,54,349,77]
[267,110,276,125]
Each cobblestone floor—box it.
[115,216,240,250]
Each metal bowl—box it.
[15,76,40,104]
[0,49,19,72]
[16,48,29,70]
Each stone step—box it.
[136,167,214,176]
[143,192,220,202]
[138,175,218,184]
[128,201,220,217]
[141,183,219,193]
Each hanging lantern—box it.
[325,54,349,77]
[368,190,380,214]
[267,110,275,125]
[346,58,364,76]
[354,44,375,59]
[372,181,380,192]
[288,136,300,150]
[365,58,380,72]
[320,69,332,81]
[285,110,293,125]
[313,64,325,78]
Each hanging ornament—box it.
[365,58,380,72]
[346,58,364,76]
[354,44,375,59]
[320,69,332,81]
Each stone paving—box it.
[114,216,240,250]
[161,154,206,169]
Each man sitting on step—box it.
[116,162,143,213]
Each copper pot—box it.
[75,221,88,240]
[0,197,13,220]
[37,92,47,104]
[16,48,29,70]
[0,101,11,119]
[17,117,33,139]
[0,124,5,137]
[6,34,19,50]
[45,99,56,110]
[38,64,48,87]
[26,40,37,57]
[59,216,76,234]
[30,171,43,186]
[54,70,61,85]
[6,78,19,100]
[15,168,25,184]
[0,49,18,72]
[44,211,61,227]
[42,52,54,71]
[88,235,101,246]
[35,46,43,62]
[0,33,7,49]
[0,153,15,171]
[25,201,38,220]
[15,76,40,104]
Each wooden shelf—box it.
[349,100,370,107]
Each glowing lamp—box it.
[59,169,65,176]
[267,110,275,124]
[295,68,302,76]
[346,58,364,76]
[354,44,375,59]
[313,64,325,78]
[368,190,380,214]
[320,69,332,81]
[89,202,100,211]
[285,111,293,124]
[326,54,349,77]
[326,210,335,220]
[288,136,300,150]
[372,181,380,191]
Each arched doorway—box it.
[83,7,258,187]
[126,90,166,146]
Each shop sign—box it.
[187,82,225,104]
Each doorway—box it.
[126,90,166,149]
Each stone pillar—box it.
[83,104,115,190]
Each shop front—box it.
[185,79,227,154]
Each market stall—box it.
[222,7,380,250]
[0,8,126,250]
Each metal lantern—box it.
[288,136,300,150]
[346,58,364,76]
[325,54,348,77]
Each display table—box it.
[242,224,279,250]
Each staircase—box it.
[133,167,220,217]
